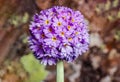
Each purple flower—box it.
[44,34,60,47]
[53,17,65,27]
[39,15,52,26]
[28,6,89,65]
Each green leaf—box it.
[113,0,119,7]
[20,53,48,82]
[22,13,29,23]
[105,1,111,10]
[118,11,120,18]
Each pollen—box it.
[48,28,52,32]
[52,37,57,41]
[57,22,62,26]
[72,18,75,22]
[68,37,72,41]
[67,25,71,30]
[45,20,49,24]
[64,44,68,47]
[37,27,41,30]
[41,33,45,38]
[75,32,79,35]
[61,32,65,36]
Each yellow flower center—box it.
[41,34,45,38]
[61,32,65,36]
[45,20,49,24]
[64,44,68,47]
[57,22,62,26]
[75,32,79,35]
[68,37,72,41]
[48,28,52,32]
[52,37,57,41]
[67,25,71,30]
[72,18,75,22]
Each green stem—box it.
[57,61,64,82]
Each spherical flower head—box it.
[28,6,89,65]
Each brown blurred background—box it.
[0,0,120,82]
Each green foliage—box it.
[105,1,111,10]
[118,11,120,18]
[22,13,29,23]
[115,30,120,41]
[113,0,119,7]
[20,53,48,82]
[9,12,29,27]
[22,36,28,44]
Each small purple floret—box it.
[28,6,89,65]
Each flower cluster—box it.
[28,6,89,65]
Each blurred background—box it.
[0,0,120,82]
